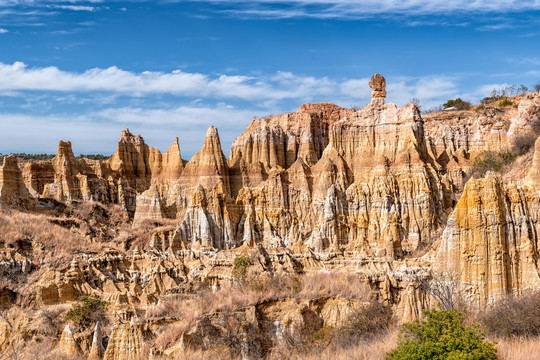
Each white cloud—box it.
[0,104,257,158]
[0,28,8,33]
[51,5,97,11]
[0,62,462,109]
[197,0,540,19]
[0,61,471,156]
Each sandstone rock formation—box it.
[1,76,540,359]
[0,155,30,205]
[369,73,386,99]
[89,322,105,360]
[59,324,79,356]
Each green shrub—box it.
[443,98,471,110]
[232,255,251,282]
[65,296,107,328]
[499,98,513,107]
[386,309,497,360]
[473,151,517,177]
[78,154,109,160]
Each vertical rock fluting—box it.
[58,324,79,356]
[88,321,105,360]
[0,155,30,205]
[180,126,230,193]
[5,78,540,316]
[228,102,352,193]
[436,174,540,307]
[103,321,145,360]
[108,129,151,192]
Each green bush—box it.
[232,255,251,282]
[472,151,517,177]
[386,309,497,360]
[65,296,107,328]
[499,98,513,107]
[78,154,109,160]
[443,98,471,110]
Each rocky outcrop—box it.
[436,173,540,307]
[0,155,30,205]
[103,321,145,360]
[229,103,351,182]
[108,129,151,192]
[59,324,79,356]
[180,126,229,193]
[89,322,105,360]
[3,76,540,359]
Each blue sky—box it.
[0,1,540,158]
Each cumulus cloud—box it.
[0,62,461,108]
[0,61,473,156]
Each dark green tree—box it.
[386,309,497,360]
[443,98,471,110]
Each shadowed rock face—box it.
[2,79,540,359]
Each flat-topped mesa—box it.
[108,129,151,192]
[0,155,31,205]
[180,126,230,193]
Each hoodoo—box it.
[1,76,540,358]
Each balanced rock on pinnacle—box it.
[369,74,386,99]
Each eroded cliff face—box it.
[436,133,540,307]
[1,78,540,359]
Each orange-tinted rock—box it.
[180,126,229,193]
[0,155,30,205]
[103,321,144,360]
[108,129,151,192]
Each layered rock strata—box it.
[0,77,540,359]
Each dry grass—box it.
[496,336,540,360]
[149,272,372,349]
[288,330,398,360]
[147,272,371,320]
[476,291,540,337]
[114,217,178,249]
[0,209,119,267]
[0,211,115,267]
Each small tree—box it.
[232,255,251,282]
[421,271,463,311]
[518,84,528,95]
[65,296,107,328]
[443,98,471,110]
[535,82,540,93]
[409,97,422,112]
[386,309,497,360]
